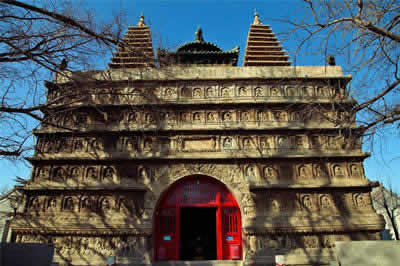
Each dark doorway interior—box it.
[180,207,217,260]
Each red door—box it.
[154,175,242,261]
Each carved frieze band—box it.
[246,231,380,255]
[47,82,347,105]
[15,234,148,260]
[34,133,362,156]
[32,161,365,185]
[42,107,354,131]
[24,192,145,217]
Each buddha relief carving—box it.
[143,139,153,151]
[314,164,328,178]
[138,166,151,184]
[241,111,250,121]
[207,112,217,122]
[36,166,49,179]
[301,194,314,210]
[263,166,278,180]
[103,166,115,180]
[127,112,138,123]
[145,113,155,124]
[193,112,201,123]
[52,167,66,181]
[222,111,233,121]
[270,87,281,97]
[29,196,41,210]
[354,193,369,209]
[193,88,202,98]
[86,166,98,180]
[238,87,250,96]
[298,164,311,178]
[222,137,233,149]
[242,137,252,149]
[99,197,112,213]
[206,87,215,98]
[333,164,345,177]
[303,86,314,97]
[244,165,258,181]
[70,167,81,179]
[259,137,271,150]
[254,87,263,97]
[63,197,75,211]
[319,194,332,210]
[350,163,362,177]
[221,87,230,97]
[47,197,57,210]
[124,137,137,151]
[164,88,174,98]
[295,136,306,149]
[72,138,85,152]
[162,112,175,124]
[277,136,289,149]
[80,197,93,212]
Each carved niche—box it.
[353,193,371,209]
[85,166,99,180]
[35,166,50,180]
[222,137,234,150]
[300,194,315,211]
[254,87,264,97]
[206,111,218,122]
[332,164,345,178]
[259,136,273,150]
[297,164,312,179]
[263,165,279,182]
[319,194,334,212]
[52,166,67,182]
[63,196,76,211]
[242,137,253,150]
[206,87,216,98]
[102,166,115,181]
[70,166,81,180]
[313,163,328,178]
[244,164,259,182]
[349,163,362,178]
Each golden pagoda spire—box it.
[253,9,262,25]
[137,13,146,27]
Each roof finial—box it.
[195,26,204,42]
[253,9,262,25]
[137,14,146,27]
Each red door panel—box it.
[156,208,177,260]
[154,175,242,261]
[221,207,242,260]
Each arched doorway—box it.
[154,175,242,261]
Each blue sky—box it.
[1,0,399,192]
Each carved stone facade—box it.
[10,15,384,266]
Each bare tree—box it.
[278,0,400,140]
[0,0,125,159]
[371,181,400,240]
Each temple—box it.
[9,12,384,266]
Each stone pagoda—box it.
[10,13,384,266]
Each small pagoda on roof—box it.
[109,15,155,68]
[158,27,239,66]
[243,11,291,66]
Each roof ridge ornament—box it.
[137,14,146,27]
[253,9,262,25]
[195,26,204,42]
